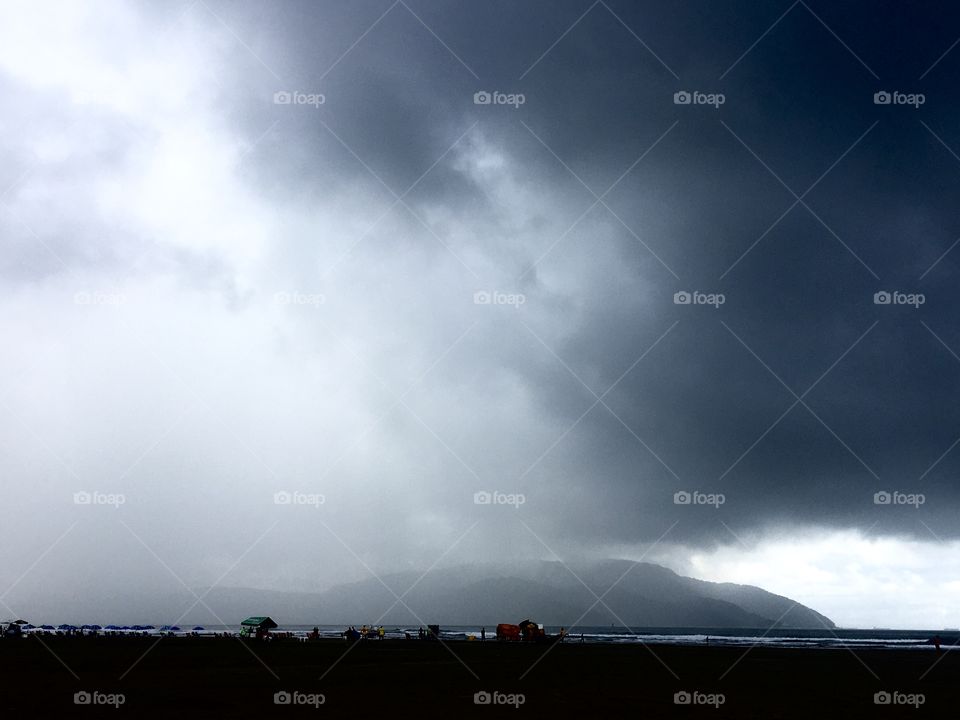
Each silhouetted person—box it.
[481,627,485,642]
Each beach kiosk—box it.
[240,616,277,639]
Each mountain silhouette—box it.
[17,560,834,629]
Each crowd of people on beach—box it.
[341,625,386,641]
[3,620,579,643]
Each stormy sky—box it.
[2,0,960,629]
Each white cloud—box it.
[676,530,960,629]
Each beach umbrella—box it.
[192,626,205,631]
[105,625,120,630]
[12,619,28,625]
[159,625,173,631]
[143,625,155,630]
[90,625,102,630]
[40,625,55,630]
[57,624,74,630]
[22,624,35,630]
[170,626,181,631]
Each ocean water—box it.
[24,624,956,650]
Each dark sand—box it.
[1,636,955,718]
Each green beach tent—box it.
[240,616,278,631]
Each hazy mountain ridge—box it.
[18,561,834,629]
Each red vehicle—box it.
[496,619,550,642]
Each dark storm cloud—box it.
[209,0,960,544]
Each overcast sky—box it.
[2,0,960,629]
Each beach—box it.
[1,636,955,718]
